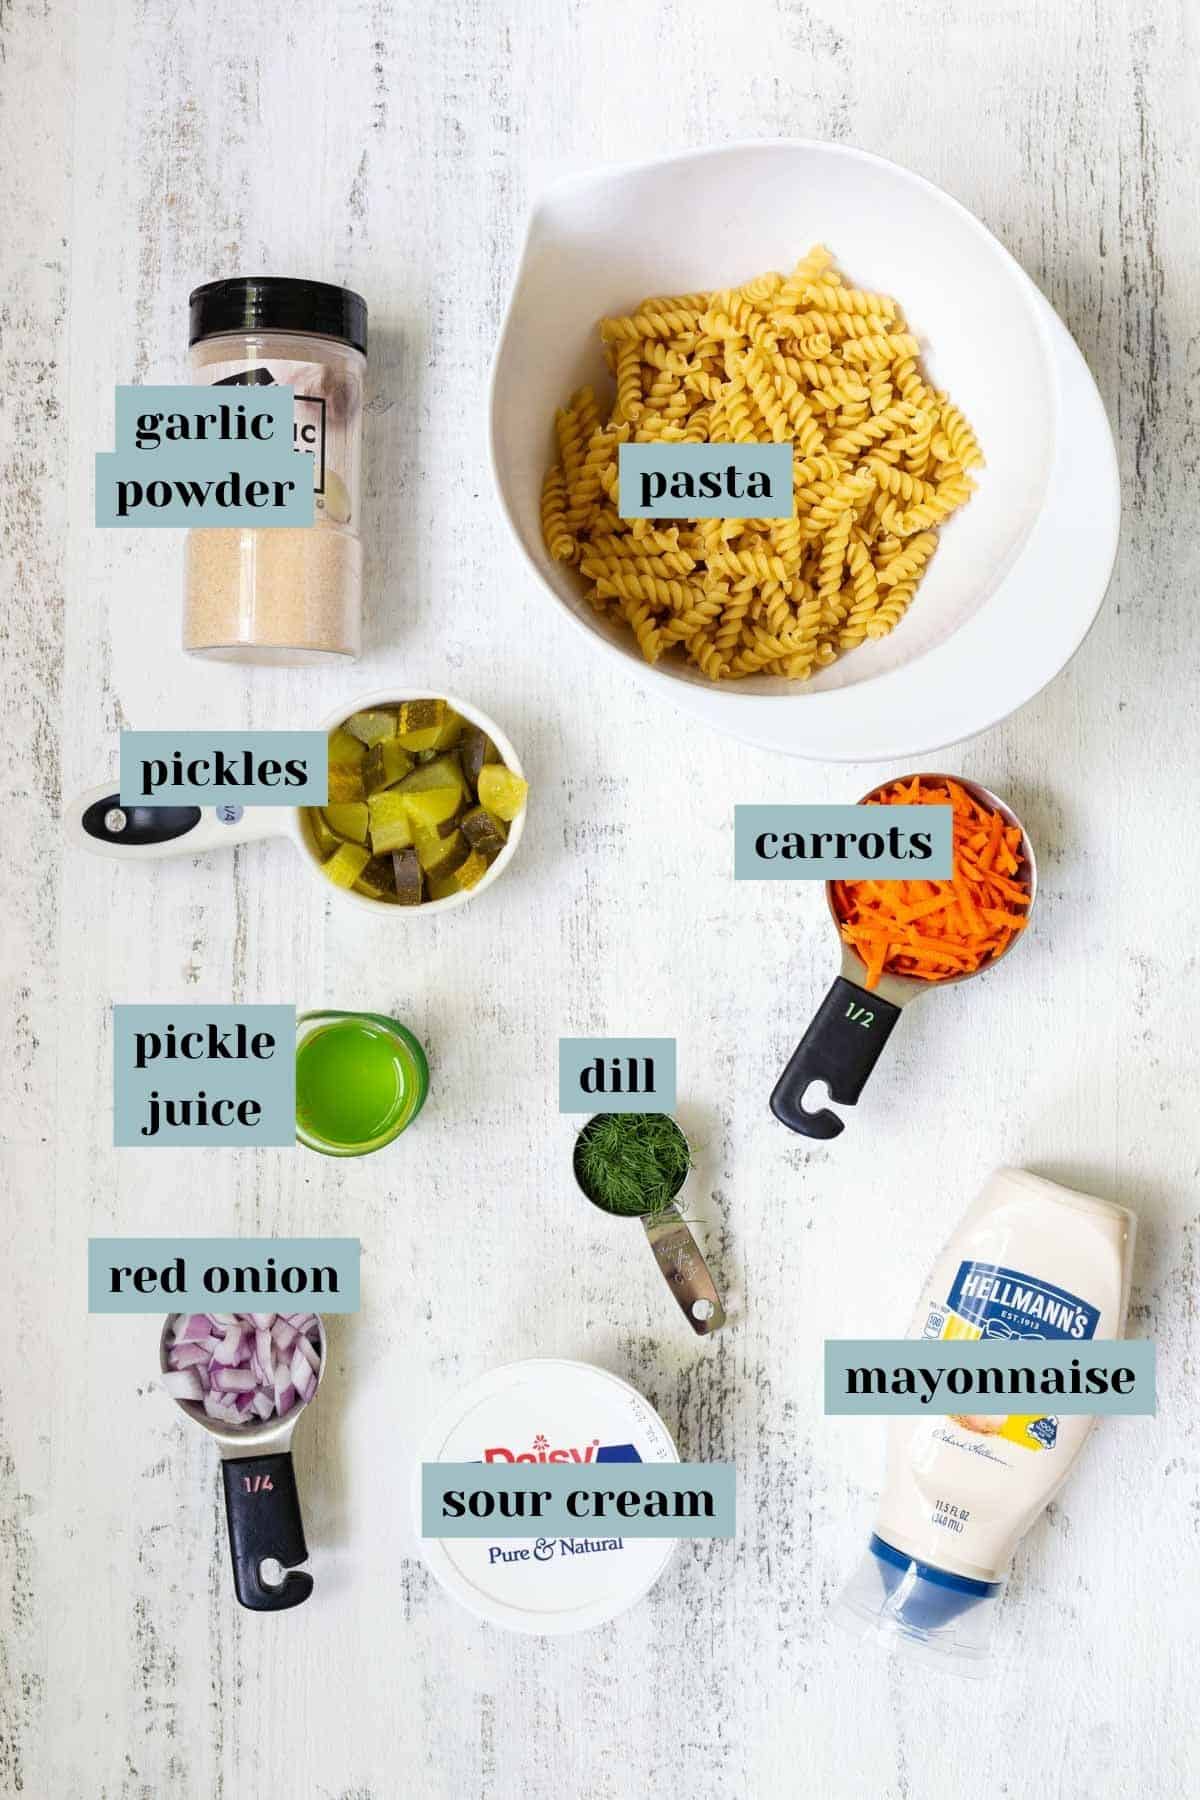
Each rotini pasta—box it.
[542,246,981,681]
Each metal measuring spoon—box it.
[770,775,1038,1140]
[573,1115,726,1335]
[159,1314,326,1611]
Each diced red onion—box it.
[213,1367,257,1393]
[163,1311,321,1427]
[163,1369,203,1401]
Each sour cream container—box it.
[836,1168,1137,1675]
[414,1358,678,1634]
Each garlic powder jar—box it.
[184,276,367,664]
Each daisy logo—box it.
[532,1434,549,1453]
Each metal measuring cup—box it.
[573,1114,726,1336]
[159,1313,326,1611]
[770,775,1038,1140]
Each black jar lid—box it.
[189,277,368,355]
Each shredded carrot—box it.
[831,777,1031,991]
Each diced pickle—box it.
[452,850,489,891]
[322,842,370,889]
[308,698,527,908]
[476,765,529,822]
[395,698,445,751]
[322,803,369,844]
[391,846,424,905]
[363,739,415,795]
[354,855,398,901]
[368,792,414,855]
[328,764,366,803]
[345,708,398,748]
[403,787,461,832]
[461,805,507,858]
[308,811,342,859]
[396,699,463,753]
[395,753,467,802]
[460,725,500,792]
[328,727,367,768]
[413,825,468,877]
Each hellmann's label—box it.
[119,730,328,807]
[939,1262,1101,1342]
[618,442,793,518]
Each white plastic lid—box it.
[834,1535,1003,1677]
[414,1358,679,1635]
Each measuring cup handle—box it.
[221,1452,314,1611]
[66,781,281,860]
[642,1207,726,1335]
[770,977,903,1139]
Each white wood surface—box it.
[3,1,1198,1795]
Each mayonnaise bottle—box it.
[837,1168,1136,1674]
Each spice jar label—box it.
[112,1005,296,1146]
[558,1037,677,1112]
[198,358,360,526]
[95,385,314,527]
[734,803,953,879]
[118,730,328,807]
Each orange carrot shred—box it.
[831,778,1031,990]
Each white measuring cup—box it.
[67,688,526,915]
[159,1312,326,1611]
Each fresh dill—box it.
[574,1112,691,1218]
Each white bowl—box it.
[490,141,1119,761]
[299,689,527,917]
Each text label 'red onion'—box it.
[87,1237,360,1311]
[734,804,953,880]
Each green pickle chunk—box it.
[368,791,414,855]
[322,842,370,889]
[476,765,528,822]
[363,739,416,795]
[461,805,507,858]
[460,725,500,791]
[391,846,424,905]
[308,699,525,906]
[322,803,369,844]
[354,855,398,901]
[345,708,398,748]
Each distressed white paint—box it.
[2,0,1199,1795]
